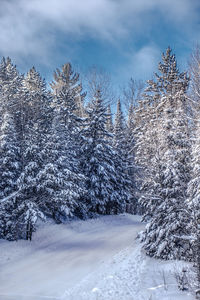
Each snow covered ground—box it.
[0,214,194,300]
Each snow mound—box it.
[0,214,194,300]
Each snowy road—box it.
[0,214,194,300]
[0,214,144,300]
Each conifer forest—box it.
[1,46,200,295]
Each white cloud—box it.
[132,45,161,78]
[115,44,161,84]
[0,0,199,68]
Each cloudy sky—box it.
[1,0,200,86]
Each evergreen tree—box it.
[51,63,85,117]
[51,63,85,173]
[105,104,113,133]
[126,103,140,213]
[113,100,126,149]
[187,118,200,281]
[11,67,52,240]
[141,93,191,260]
[37,121,87,222]
[138,48,190,219]
[0,112,21,240]
[0,112,21,198]
[81,91,130,215]
[113,99,135,213]
[145,47,188,105]
[40,64,87,221]
[139,48,191,260]
[134,99,162,219]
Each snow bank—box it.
[0,214,143,299]
[0,214,194,300]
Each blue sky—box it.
[0,0,200,90]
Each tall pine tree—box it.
[81,91,130,215]
[140,48,191,260]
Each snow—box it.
[1,191,18,203]
[0,214,194,300]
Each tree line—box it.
[0,46,200,290]
[0,59,134,241]
[134,46,200,295]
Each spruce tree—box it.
[37,122,87,222]
[13,67,52,240]
[141,94,191,260]
[40,63,87,221]
[51,63,85,117]
[113,100,126,149]
[81,91,129,215]
[187,118,200,282]
[105,104,113,134]
[126,103,139,213]
[140,47,191,260]
[138,48,190,221]
[0,112,21,198]
[134,99,163,219]
[113,100,134,213]
[0,112,21,240]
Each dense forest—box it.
[0,46,200,289]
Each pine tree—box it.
[37,122,87,222]
[145,47,188,105]
[139,48,191,260]
[0,58,23,126]
[141,94,191,260]
[38,64,87,221]
[51,63,86,173]
[113,100,126,148]
[134,99,162,219]
[11,67,52,240]
[51,63,85,117]
[105,105,113,133]
[113,99,135,213]
[0,112,21,198]
[81,91,130,215]
[187,118,200,283]
[0,58,25,240]
[138,48,190,219]
[0,112,21,240]
[126,103,140,213]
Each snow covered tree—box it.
[125,103,140,213]
[0,81,46,241]
[112,99,136,213]
[137,48,190,218]
[80,91,130,215]
[139,48,191,260]
[51,63,86,172]
[0,112,21,199]
[51,63,85,117]
[105,105,113,133]
[188,45,200,106]
[8,68,53,240]
[0,112,21,240]
[0,67,53,240]
[0,58,23,133]
[141,92,191,260]
[145,47,189,105]
[37,120,87,222]
[134,99,163,219]
[187,118,200,285]
[113,100,126,148]
[32,64,87,221]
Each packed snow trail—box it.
[0,214,194,300]
[0,214,144,300]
